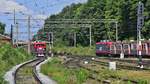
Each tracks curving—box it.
[14,58,45,84]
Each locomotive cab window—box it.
[36,44,45,47]
[96,44,109,51]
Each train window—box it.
[99,47,102,51]
[116,44,121,49]
[36,44,45,47]
[123,44,128,49]
[111,45,115,50]
[96,44,109,51]
[148,43,150,48]
[148,43,150,47]
[142,44,145,50]
[124,45,127,48]
[131,44,137,50]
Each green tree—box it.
[0,22,5,34]
[35,0,150,46]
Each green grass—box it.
[116,70,150,83]
[0,44,33,83]
[41,58,89,84]
[52,46,95,56]
[93,68,150,83]
[41,57,150,84]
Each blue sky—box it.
[0,0,87,41]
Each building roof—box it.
[0,34,11,40]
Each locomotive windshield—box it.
[96,44,109,51]
[36,44,45,47]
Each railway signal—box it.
[137,1,144,30]
[137,17,144,29]
[137,1,144,68]
[137,2,144,16]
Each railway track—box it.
[60,55,149,84]
[14,58,45,84]
[60,54,150,70]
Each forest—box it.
[35,0,150,46]
[0,22,5,34]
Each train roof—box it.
[96,42,112,45]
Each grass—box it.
[41,57,89,84]
[117,70,150,83]
[41,57,150,84]
[80,61,150,84]
[0,44,34,83]
[52,46,95,56]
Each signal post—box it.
[137,1,144,68]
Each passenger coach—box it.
[96,41,150,57]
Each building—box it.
[0,34,11,43]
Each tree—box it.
[0,22,5,34]
[35,0,150,46]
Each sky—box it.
[0,0,87,41]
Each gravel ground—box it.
[36,57,57,84]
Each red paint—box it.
[96,42,112,45]
[96,51,111,54]
[96,42,112,55]
[34,42,46,49]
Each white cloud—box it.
[0,0,32,14]
[33,14,48,19]
[74,0,87,3]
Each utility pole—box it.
[115,21,118,42]
[137,1,144,68]
[16,22,19,46]
[28,16,31,54]
[13,9,16,45]
[10,24,13,45]
[48,32,51,47]
[89,25,92,47]
[74,32,76,47]
[51,32,54,47]
[14,9,16,24]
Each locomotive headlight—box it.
[39,47,42,50]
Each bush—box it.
[0,44,33,83]
[52,46,95,56]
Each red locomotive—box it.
[33,42,46,57]
[96,41,150,57]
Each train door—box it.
[141,43,147,55]
[148,42,150,55]
[123,44,130,55]
[115,43,122,55]
[110,43,116,55]
[130,43,137,55]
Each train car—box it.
[96,42,112,56]
[33,42,46,57]
[96,41,150,57]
